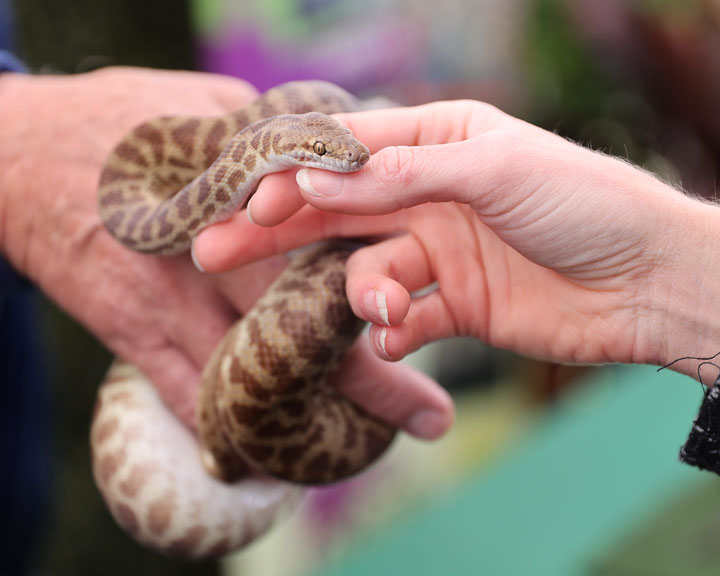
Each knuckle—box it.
[478,127,519,154]
[372,145,418,189]
[476,129,529,178]
[467,99,504,123]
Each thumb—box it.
[295,140,484,214]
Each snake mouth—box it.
[289,151,368,173]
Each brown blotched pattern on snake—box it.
[98,81,369,254]
[93,81,395,559]
[199,244,394,485]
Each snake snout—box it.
[355,149,371,167]
[347,145,370,168]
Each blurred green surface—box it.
[591,479,720,576]
[311,366,711,576]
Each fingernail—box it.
[296,168,343,197]
[246,199,255,224]
[375,326,389,357]
[190,240,206,273]
[363,289,390,325]
[407,410,448,439]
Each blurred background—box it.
[3,0,720,574]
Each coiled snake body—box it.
[94,81,395,558]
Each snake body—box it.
[91,363,297,558]
[99,81,369,255]
[93,81,395,558]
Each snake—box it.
[93,81,396,558]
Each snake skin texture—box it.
[92,81,396,558]
[197,243,395,485]
[98,82,369,254]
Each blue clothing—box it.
[0,49,26,72]
[0,262,50,576]
[0,37,51,576]
[0,0,13,50]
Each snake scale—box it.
[93,81,396,558]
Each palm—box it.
[365,201,643,365]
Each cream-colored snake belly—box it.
[94,81,395,558]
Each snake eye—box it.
[313,141,326,156]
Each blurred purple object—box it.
[198,22,422,92]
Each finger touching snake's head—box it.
[277,112,370,173]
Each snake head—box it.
[277,112,370,173]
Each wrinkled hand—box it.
[0,68,453,438]
[194,99,720,381]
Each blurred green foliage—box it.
[632,0,702,16]
[12,0,194,71]
[524,0,610,134]
[522,0,691,185]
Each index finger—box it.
[334,99,510,151]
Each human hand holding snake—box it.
[0,68,454,558]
